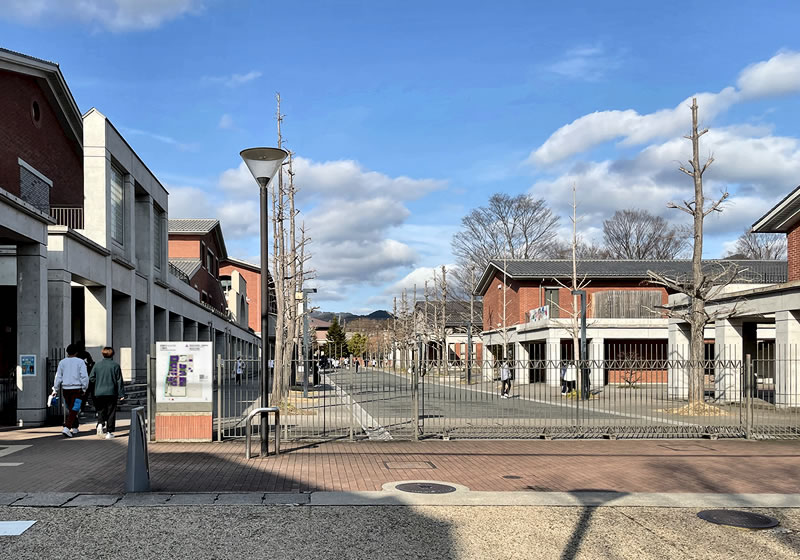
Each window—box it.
[110,165,124,244]
[153,208,163,270]
[221,276,232,292]
[545,288,559,319]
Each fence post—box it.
[745,354,752,439]
[217,354,223,442]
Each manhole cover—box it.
[697,510,779,529]
[395,483,456,494]
[503,475,522,479]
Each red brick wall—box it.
[168,238,200,259]
[220,263,261,332]
[155,414,212,441]
[789,226,800,281]
[0,70,82,206]
[169,232,227,312]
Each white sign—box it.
[529,306,550,324]
[155,341,213,403]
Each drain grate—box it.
[503,475,522,480]
[395,483,456,494]
[697,510,779,529]
[384,461,436,470]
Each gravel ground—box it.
[1,505,799,559]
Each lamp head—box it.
[240,147,288,185]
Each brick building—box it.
[168,219,229,313]
[475,259,786,387]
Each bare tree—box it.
[725,228,787,260]
[602,209,689,259]
[451,193,559,295]
[545,235,610,259]
[647,98,738,411]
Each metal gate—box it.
[213,351,800,441]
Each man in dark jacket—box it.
[89,347,126,439]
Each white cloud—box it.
[529,50,800,166]
[738,51,800,99]
[165,186,215,218]
[218,114,234,129]
[383,265,457,296]
[544,44,623,81]
[204,71,262,88]
[1,0,203,31]
[122,127,198,152]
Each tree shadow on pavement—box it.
[560,489,627,560]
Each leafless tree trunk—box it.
[602,208,689,259]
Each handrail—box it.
[245,406,280,459]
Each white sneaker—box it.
[71,427,79,435]
[105,432,115,439]
[62,427,73,438]
[96,423,104,436]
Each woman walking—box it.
[89,347,126,439]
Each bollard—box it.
[125,407,151,492]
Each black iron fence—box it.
[210,343,800,441]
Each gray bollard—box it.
[125,406,151,492]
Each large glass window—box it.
[110,166,124,244]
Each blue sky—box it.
[3,1,800,312]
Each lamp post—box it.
[240,147,288,452]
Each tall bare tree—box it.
[602,209,689,259]
[451,193,559,297]
[647,98,737,410]
[726,228,786,260]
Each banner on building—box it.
[529,306,550,324]
[155,341,213,403]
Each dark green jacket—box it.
[90,358,126,397]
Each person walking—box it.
[51,343,89,438]
[89,347,126,439]
[235,356,244,385]
[500,360,512,398]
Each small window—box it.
[31,100,41,125]
[110,166,124,244]
[545,288,560,319]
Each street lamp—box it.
[240,147,288,452]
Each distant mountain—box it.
[312,310,392,322]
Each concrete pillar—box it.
[183,319,198,342]
[715,318,743,403]
[589,337,604,387]
[198,323,211,342]
[16,243,48,425]
[123,174,135,263]
[775,310,800,407]
[483,344,496,381]
[546,336,561,387]
[169,313,183,341]
[215,330,226,361]
[154,307,167,343]
[112,293,135,382]
[668,321,690,400]
[135,301,151,383]
[85,286,111,358]
[47,269,71,351]
[514,341,529,384]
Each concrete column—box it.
[514,341,529,384]
[198,323,211,342]
[183,319,198,342]
[589,337,604,387]
[775,310,800,407]
[169,314,183,341]
[123,174,135,262]
[154,307,167,343]
[16,243,48,425]
[668,321,691,400]
[546,336,561,387]
[215,330,226,361]
[85,286,111,358]
[135,301,151,383]
[483,344,495,381]
[47,269,71,351]
[715,318,743,403]
[112,293,135,382]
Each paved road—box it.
[2,504,799,560]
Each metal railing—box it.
[49,206,84,229]
[244,407,280,458]
[211,343,800,442]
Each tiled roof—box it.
[168,219,219,234]
[414,300,483,326]
[0,47,58,67]
[476,259,788,295]
[169,258,202,279]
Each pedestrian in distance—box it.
[235,356,244,385]
[355,358,360,374]
[51,343,89,438]
[89,347,126,439]
[500,361,512,398]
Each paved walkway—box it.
[2,422,800,495]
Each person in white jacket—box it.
[52,343,89,438]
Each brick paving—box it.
[2,424,799,494]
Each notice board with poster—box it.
[154,341,214,442]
